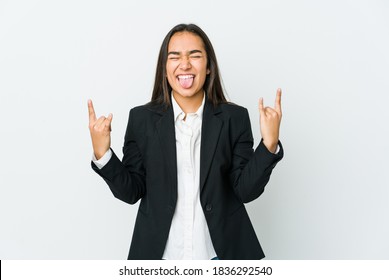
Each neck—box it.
[173,91,204,114]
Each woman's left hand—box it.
[258,88,282,153]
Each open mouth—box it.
[177,74,195,89]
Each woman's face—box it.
[166,31,210,101]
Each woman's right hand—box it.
[88,99,113,160]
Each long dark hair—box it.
[150,23,227,107]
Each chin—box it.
[174,88,202,98]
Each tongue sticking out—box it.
[178,76,194,89]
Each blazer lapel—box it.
[200,100,223,192]
[155,105,178,203]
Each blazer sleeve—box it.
[230,108,284,203]
[91,109,146,204]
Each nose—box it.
[179,56,192,70]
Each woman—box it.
[88,23,283,260]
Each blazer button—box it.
[205,204,212,212]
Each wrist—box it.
[94,148,109,160]
[263,140,277,153]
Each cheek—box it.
[165,66,173,79]
[195,61,209,75]
[166,63,178,76]
[197,67,209,80]
[166,74,175,88]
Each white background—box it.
[0,0,388,259]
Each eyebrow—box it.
[167,50,203,56]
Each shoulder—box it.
[215,102,252,133]
[127,102,169,130]
[128,101,167,119]
[218,102,249,118]
[130,101,168,116]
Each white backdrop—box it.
[1,0,388,259]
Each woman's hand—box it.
[88,99,113,160]
[258,88,282,153]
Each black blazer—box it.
[92,98,283,260]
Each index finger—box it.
[88,99,97,123]
[274,88,282,114]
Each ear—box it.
[206,69,210,75]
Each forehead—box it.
[168,31,206,51]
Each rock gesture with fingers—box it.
[88,99,113,160]
[258,88,282,153]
